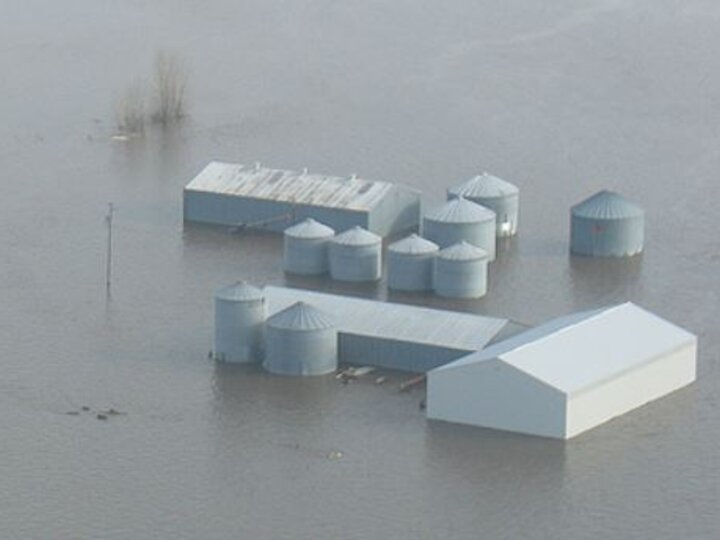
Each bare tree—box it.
[115,80,146,135]
[152,50,187,123]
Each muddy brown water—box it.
[1,1,718,538]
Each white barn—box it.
[427,303,697,439]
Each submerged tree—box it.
[152,50,187,124]
[115,80,146,135]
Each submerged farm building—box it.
[184,161,422,236]
[427,303,697,439]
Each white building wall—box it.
[565,341,697,438]
[427,359,566,439]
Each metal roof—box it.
[435,303,696,394]
[284,218,335,239]
[448,172,519,199]
[331,226,381,246]
[266,301,334,331]
[184,161,413,212]
[214,281,265,302]
[425,197,496,224]
[388,234,439,255]
[571,190,644,220]
[264,286,510,351]
[437,241,488,261]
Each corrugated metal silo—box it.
[434,241,489,299]
[329,226,382,282]
[213,281,267,363]
[387,234,439,292]
[570,190,644,257]
[447,172,519,237]
[422,197,497,260]
[283,218,335,275]
[263,302,338,376]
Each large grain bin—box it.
[329,226,382,282]
[213,281,267,363]
[387,234,439,292]
[447,172,519,237]
[263,302,338,376]
[570,190,644,257]
[434,241,489,299]
[423,197,497,260]
[283,218,335,275]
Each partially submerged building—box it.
[447,172,520,237]
[183,161,421,236]
[427,303,697,439]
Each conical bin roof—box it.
[425,197,495,224]
[215,281,265,302]
[284,218,335,239]
[438,241,489,262]
[331,226,381,246]
[571,190,644,220]
[267,301,334,331]
[448,172,519,199]
[388,234,439,255]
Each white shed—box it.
[427,303,697,439]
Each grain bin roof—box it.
[215,281,265,302]
[425,197,496,223]
[438,241,488,261]
[265,286,511,351]
[284,218,335,238]
[267,301,334,331]
[448,172,519,199]
[185,161,413,212]
[572,190,644,220]
[388,234,439,254]
[435,303,695,394]
[332,226,381,246]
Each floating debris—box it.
[65,411,80,416]
[111,134,130,142]
[326,450,343,460]
[96,414,108,421]
[374,376,388,385]
[81,406,90,412]
[101,408,125,416]
[399,374,426,392]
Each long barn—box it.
[183,162,422,237]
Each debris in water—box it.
[399,374,426,392]
[81,406,91,412]
[96,414,108,420]
[352,366,375,377]
[374,376,387,385]
[326,450,343,460]
[102,408,125,416]
[419,399,427,410]
[111,134,130,142]
[65,411,80,416]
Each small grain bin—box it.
[434,241,489,299]
[423,197,497,260]
[263,302,338,376]
[329,226,382,282]
[447,172,519,237]
[387,234,439,292]
[570,190,644,257]
[283,218,335,275]
[213,281,267,363]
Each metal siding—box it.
[264,326,338,376]
[387,251,436,292]
[283,236,331,275]
[570,215,644,257]
[449,193,519,237]
[329,244,382,282]
[339,334,474,372]
[422,219,497,260]
[434,258,488,299]
[369,185,422,236]
[213,297,266,363]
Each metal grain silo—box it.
[328,226,382,282]
[213,281,267,363]
[283,218,335,275]
[422,197,497,260]
[263,302,338,376]
[434,241,489,299]
[387,234,439,292]
[570,190,645,257]
[447,172,519,237]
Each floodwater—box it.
[1,1,719,538]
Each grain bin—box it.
[434,241,489,299]
[387,234,439,292]
[263,302,338,376]
[447,172,519,237]
[329,226,382,282]
[283,218,335,275]
[213,281,267,363]
[570,190,644,257]
[423,197,497,260]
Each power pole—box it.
[105,202,114,295]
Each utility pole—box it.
[105,202,114,295]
